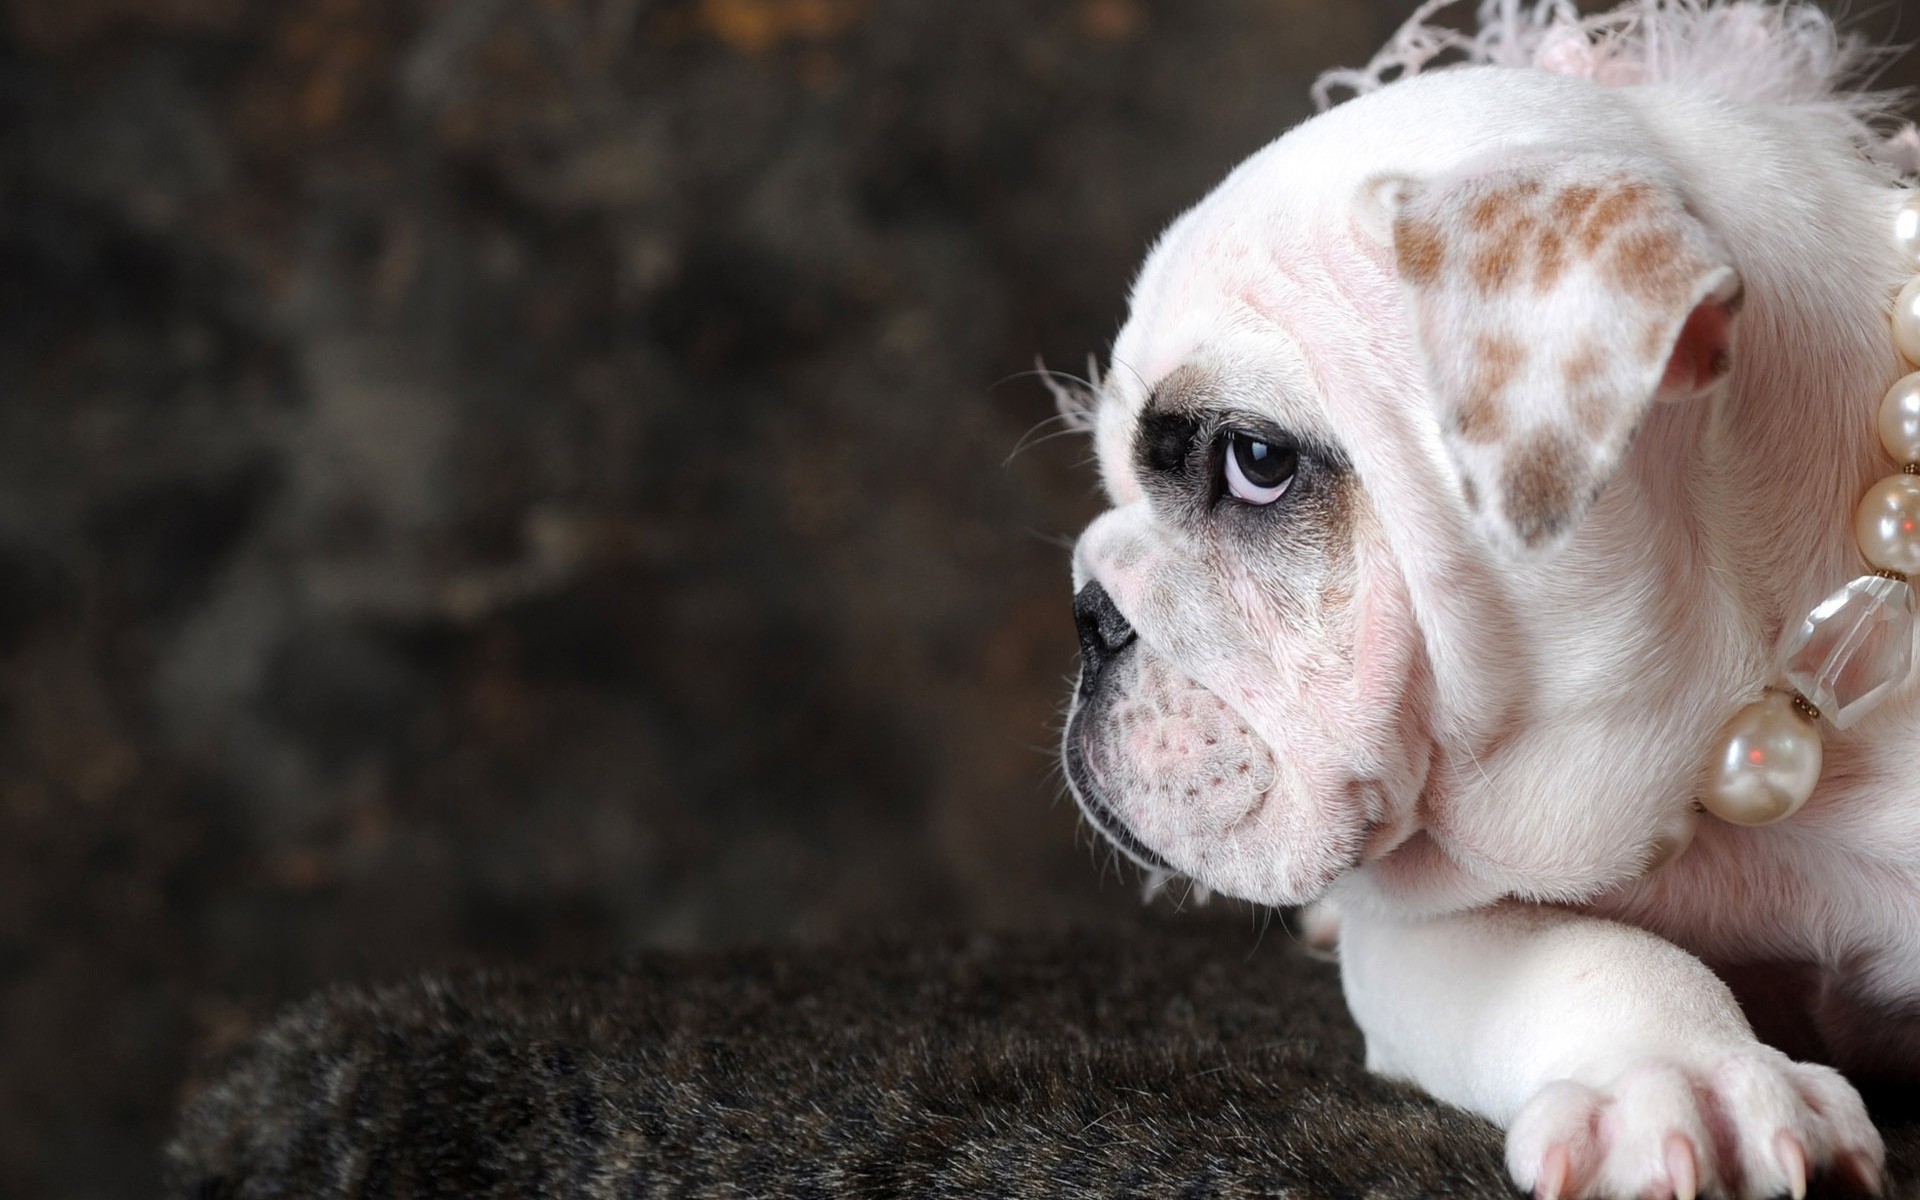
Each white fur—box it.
[1062,3,1920,1195]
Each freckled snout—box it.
[1072,582,1136,697]
[1061,567,1372,906]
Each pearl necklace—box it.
[1697,193,1920,829]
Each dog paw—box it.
[1505,1049,1884,1199]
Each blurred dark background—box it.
[3,0,1917,1195]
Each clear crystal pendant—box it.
[1694,195,1920,831]
[1779,574,1918,728]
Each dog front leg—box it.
[1338,902,1884,1199]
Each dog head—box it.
[1061,65,1751,909]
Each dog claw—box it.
[1534,1144,1569,1200]
[1836,1150,1886,1196]
[1664,1133,1698,1200]
[1775,1131,1807,1200]
[1509,1058,1882,1200]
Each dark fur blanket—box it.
[168,920,1920,1198]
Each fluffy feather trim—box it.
[1313,1,1917,172]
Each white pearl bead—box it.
[1855,473,1920,575]
[1882,372,1920,465]
[1896,195,1920,269]
[1895,278,1920,366]
[1701,692,1821,826]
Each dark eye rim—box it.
[1133,406,1338,516]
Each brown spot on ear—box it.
[1604,226,1689,305]
[1467,180,1541,232]
[1470,239,1523,294]
[1578,181,1653,253]
[1395,217,1446,286]
[1454,393,1505,444]
[1468,192,1507,232]
[1502,427,1585,547]
[1552,183,1602,226]
[1533,225,1568,291]
[1570,386,1613,439]
[1561,345,1604,390]
[1478,333,1525,392]
[1562,346,1612,437]
[1454,334,1525,443]
[1459,474,1479,512]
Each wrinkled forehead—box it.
[1091,321,1322,506]
[1090,213,1396,507]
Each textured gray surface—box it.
[165,925,1920,1198]
[166,925,1524,1198]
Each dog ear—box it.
[1376,156,1742,554]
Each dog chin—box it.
[1062,641,1368,907]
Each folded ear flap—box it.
[1379,155,1742,553]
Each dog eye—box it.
[1223,432,1296,505]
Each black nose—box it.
[1073,582,1136,688]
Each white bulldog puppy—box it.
[1059,2,1920,1196]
